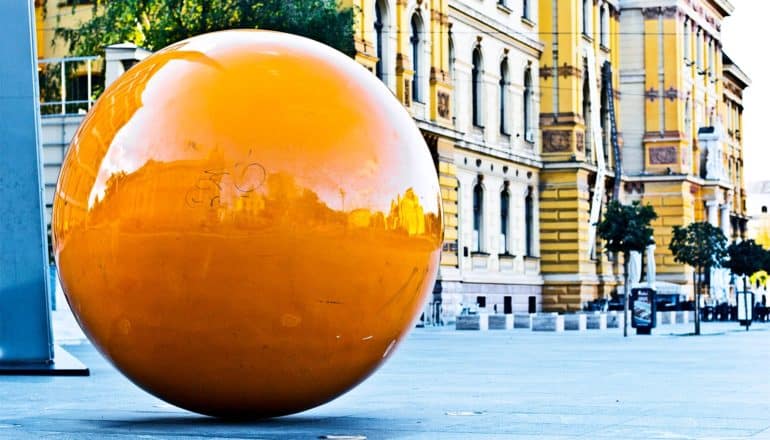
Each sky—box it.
[721,0,765,188]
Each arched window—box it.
[500,187,510,254]
[472,46,483,127]
[600,79,609,163]
[410,13,424,103]
[600,5,609,47]
[583,0,592,36]
[473,178,484,252]
[582,67,592,161]
[374,0,388,82]
[499,58,509,135]
[525,186,534,256]
[684,19,691,63]
[448,34,455,82]
[523,67,533,141]
[449,33,456,124]
[696,28,703,70]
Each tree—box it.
[597,200,657,337]
[725,239,766,296]
[669,222,728,335]
[55,0,356,57]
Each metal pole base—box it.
[0,346,88,376]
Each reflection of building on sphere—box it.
[52,30,442,418]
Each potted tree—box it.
[597,201,657,337]
[669,222,728,335]
[725,239,766,330]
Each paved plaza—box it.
[1,315,769,439]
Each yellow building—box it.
[35,0,97,59]
[618,0,749,300]
[537,0,624,311]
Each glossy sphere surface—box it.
[53,31,442,418]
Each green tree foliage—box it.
[725,239,767,295]
[597,201,657,255]
[596,201,657,337]
[669,222,728,335]
[56,0,356,57]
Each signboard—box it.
[631,288,657,335]
[736,291,754,330]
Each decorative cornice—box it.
[624,181,645,194]
[558,63,582,79]
[539,64,582,79]
[663,6,678,18]
[642,7,662,19]
[643,131,687,141]
[665,86,679,101]
[644,87,685,102]
[610,8,621,19]
[645,87,658,101]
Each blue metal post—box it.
[0,0,86,375]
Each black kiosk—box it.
[630,287,657,335]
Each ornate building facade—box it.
[537,0,624,311]
[37,0,753,315]
[618,0,749,299]
[352,0,545,319]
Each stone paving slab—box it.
[2,322,769,439]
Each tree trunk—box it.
[694,267,701,335]
[623,253,629,338]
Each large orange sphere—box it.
[53,30,442,417]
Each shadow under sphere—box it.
[52,30,443,418]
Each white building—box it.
[439,0,544,319]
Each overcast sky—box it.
[721,0,764,188]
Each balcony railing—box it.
[38,56,103,116]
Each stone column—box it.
[706,200,719,226]
[105,43,152,88]
[721,203,731,238]
[646,243,657,290]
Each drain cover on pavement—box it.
[445,410,484,416]
[319,435,367,440]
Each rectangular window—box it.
[582,0,592,36]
